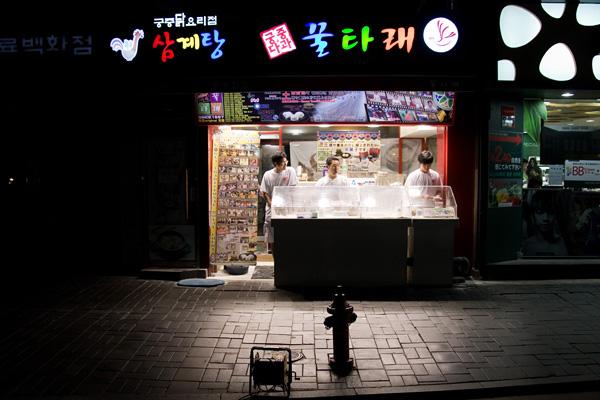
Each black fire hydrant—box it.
[324,285,357,374]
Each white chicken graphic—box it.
[110,29,144,62]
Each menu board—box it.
[196,91,455,124]
[317,131,381,179]
[212,130,260,263]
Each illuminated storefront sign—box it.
[260,23,296,59]
[0,34,93,56]
[109,14,460,64]
[1,9,465,72]
[423,17,458,53]
[153,13,218,29]
[152,30,225,62]
[260,17,456,59]
[110,29,144,61]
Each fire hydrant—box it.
[324,285,357,374]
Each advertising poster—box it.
[317,131,381,178]
[196,91,455,124]
[219,91,369,123]
[488,131,523,208]
[521,189,600,257]
[547,164,564,186]
[196,92,225,123]
[565,160,600,187]
[365,90,453,123]
[212,130,260,264]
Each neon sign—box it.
[260,23,296,59]
[264,18,457,59]
[108,15,458,64]
[110,29,144,62]
[423,18,458,53]
[302,22,333,57]
[152,30,225,62]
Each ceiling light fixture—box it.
[561,92,575,97]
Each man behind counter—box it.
[259,152,298,254]
[316,156,350,186]
[404,150,442,187]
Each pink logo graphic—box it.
[423,18,458,53]
[260,23,296,59]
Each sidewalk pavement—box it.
[1,275,600,399]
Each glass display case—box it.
[359,186,410,218]
[271,186,410,219]
[270,184,459,288]
[405,185,457,219]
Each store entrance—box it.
[208,124,448,279]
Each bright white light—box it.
[367,125,380,128]
[576,3,600,26]
[561,92,575,97]
[498,59,516,81]
[317,124,331,128]
[417,125,431,131]
[408,188,421,198]
[500,5,541,48]
[544,101,551,105]
[363,197,376,208]
[539,43,576,81]
[110,29,144,62]
[541,2,565,19]
[288,129,302,135]
[267,124,281,128]
[318,198,330,208]
[272,196,284,207]
[586,120,595,123]
[423,17,459,53]
[593,55,600,80]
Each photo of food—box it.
[365,91,389,105]
[415,111,430,122]
[408,96,424,110]
[385,109,402,122]
[399,109,417,122]
[385,91,408,107]
[366,105,388,122]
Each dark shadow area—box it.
[484,260,600,280]
[278,279,485,302]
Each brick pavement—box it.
[1,276,600,399]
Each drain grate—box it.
[290,350,304,363]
